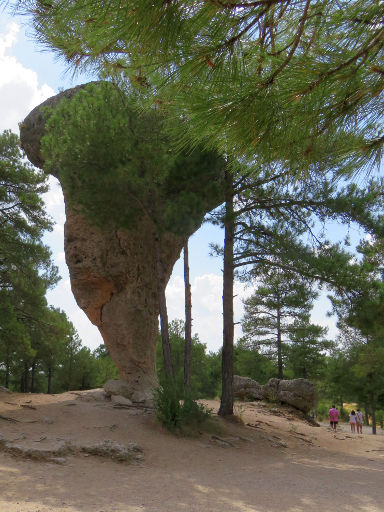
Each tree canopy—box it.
[0,129,60,391]
[241,268,319,378]
[40,82,225,235]
[15,0,384,167]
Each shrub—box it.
[376,409,384,429]
[316,402,330,421]
[154,379,214,436]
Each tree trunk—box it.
[155,234,174,378]
[20,362,29,393]
[183,240,192,390]
[218,169,234,417]
[276,307,283,379]
[30,360,36,393]
[67,352,73,391]
[5,365,9,389]
[5,347,10,389]
[370,391,376,435]
[47,367,52,394]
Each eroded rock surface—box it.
[233,375,264,401]
[0,435,143,465]
[263,378,317,413]
[81,440,143,463]
[20,83,224,403]
[234,376,317,413]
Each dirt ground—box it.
[0,390,383,512]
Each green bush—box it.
[376,410,384,429]
[154,379,214,436]
[316,402,330,421]
[338,408,350,422]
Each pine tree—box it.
[330,238,384,434]
[286,315,332,380]
[0,130,59,390]
[0,130,57,291]
[219,168,235,416]
[16,0,384,167]
[242,269,317,378]
[206,163,384,414]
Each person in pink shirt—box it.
[329,405,339,431]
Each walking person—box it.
[349,410,357,433]
[329,404,339,431]
[356,408,364,434]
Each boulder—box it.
[261,378,280,401]
[110,395,133,406]
[104,379,133,399]
[233,375,263,400]
[262,378,317,413]
[74,389,108,402]
[105,380,153,405]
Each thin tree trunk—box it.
[155,234,174,378]
[5,364,9,389]
[47,367,52,394]
[31,360,36,393]
[276,307,283,379]
[67,351,74,391]
[21,362,29,393]
[24,363,29,392]
[5,346,10,389]
[218,169,234,417]
[370,391,376,435]
[183,239,192,390]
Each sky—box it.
[0,9,342,353]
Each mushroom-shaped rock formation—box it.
[20,82,224,402]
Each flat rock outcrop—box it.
[20,83,224,404]
[0,434,143,465]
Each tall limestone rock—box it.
[20,82,224,402]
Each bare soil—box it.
[1,390,383,512]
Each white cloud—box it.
[0,21,18,50]
[0,22,54,133]
[44,176,65,210]
[46,280,104,350]
[56,251,66,265]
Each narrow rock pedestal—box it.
[20,83,224,403]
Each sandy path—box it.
[0,392,383,512]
